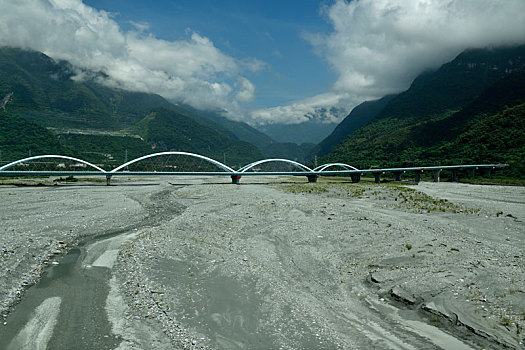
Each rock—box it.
[368,271,390,284]
[389,286,419,306]
[370,274,382,284]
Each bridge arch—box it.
[0,155,106,172]
[314,163,360,172]
[110,151,235,173]
[238,159,314,173]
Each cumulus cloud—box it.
[0,0,259,114]
[254,0,525,125]
[235,77,256,103]
[314,0,525,97]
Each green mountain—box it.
[133,107,264,167]
[56,133,153,168]
[260,120,337,145]
[261,142,315,163]
[0,47,178,130]
[0,47,269,167]
[179,106,324,162]
[0,110,69,162]
[179,106,274,150]
[323,45,525,177]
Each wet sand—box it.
[0,177,524,349]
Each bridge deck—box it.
[0,152,508,185]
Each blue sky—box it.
[84,0,337,110]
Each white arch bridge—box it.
[0,152,507,185]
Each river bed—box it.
[0,177,524,349]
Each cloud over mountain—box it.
[316,0,525,97]
[250,92,348,125]
[1,0,524,128]
[254,0,525,125]
[0,0,262,117]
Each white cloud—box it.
[0,0,259,114]
[250,92,353,125]
[255,0,525,126]
[315,0,525,97]
[129,21,150,33]
[235,77,256,103]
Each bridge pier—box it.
[307,175,318,183]
[231,175,241,184]
[451,169,459,182]
[433,169,442,182]
[106,175,112,186]
[351,173,361,183]
[393,171,404,181]
[414,171,421,183]
[373,172,383,184]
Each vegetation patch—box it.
[279,181,479,214]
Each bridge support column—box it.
[466,168,476,177]
[231,175,241,184]
[351,173,361,183]
[414,171,421,183]
[373,172,382,184]
[433,169,442,182]
[307,175,318,183]
[393,171,404,181]
[451,169,459,182]
[106,175,112,186]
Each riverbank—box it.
[0,177,184,349]
[1,177,524,349]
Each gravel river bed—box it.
[0,176,523,349]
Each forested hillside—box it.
[0,47,271,167]
[133,108,264,167]
[321,46,525,177]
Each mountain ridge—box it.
[321,45,525,177]
[0,46,274,166]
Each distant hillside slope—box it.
[260,121,337,145]
[377,46,525,122]
[133,107,264,167]
[261,142,315,163]
[311,95,395,158]
[0,47,176,130]
[325,69,525,176]
[0,110,69,162]
[180,106,274,150]
[56,133,153,167]
[322,45,525,174]
[0,47,274,166]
